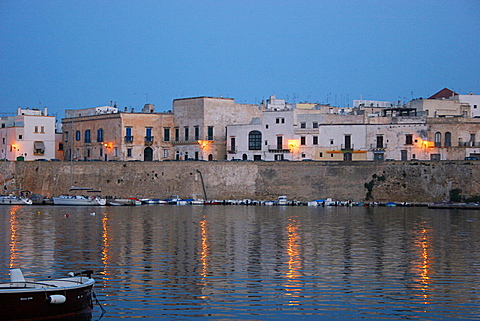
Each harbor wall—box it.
[6,160,480,202]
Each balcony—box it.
[294,128,319,135]
[227,146,237,154]
[341,144,354,151]
[369,143,387,151]
[145,136,154,146]
[124,136,134,144]
[268,145,290,153]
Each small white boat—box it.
[0,269,95,321]
[52,195,106,206]
[0,195,33,205]
[277,196,288,206]
[191,199,205,205]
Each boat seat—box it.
[10,269,25,282]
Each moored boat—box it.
[277,196,288,206]
[52,195,106,206]
[0,269,95,321]
[0,195,33,205]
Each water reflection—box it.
[1,205,480,320]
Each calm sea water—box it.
[1,205,480,320]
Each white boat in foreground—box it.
[0,195,33,205]
[0,269,95,321]
[52,195,106,206]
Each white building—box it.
[456,93,480,118]
[0,107,57,161]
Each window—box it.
[276,118,285,124]
[114,147,118,157]
[194,126,199,140]
[65,131,69,142]
[313,122,318,128]
[330,139,334,145]
[248,130,262,150]
[76,131,81,141]
[163,149,168,158]
[405,134,413,145]
[125,127,133,142]
[470,134,476,146]
[164,128,170,141]
[300,136,306,145]
[184,127,189,141]
[40,126,44,133]
[34,126,38,133]
[59,143,63,151]
[127,148,132,157]
[445,132,451,147]
[18,135,22,140]
[175,128,179,141]
[230,137,236,151]
[207,126,214,140]
[84,130,91,143]
[300,122,306,129]
[313,136,318,145]
[145,128,153,141]
[33,141,45,155]
[276,118,280,124]
[97,128,104,142]
[377,135,384,148]
[100,148,103,157]
[435,132,441,147]
[319,152,323,157]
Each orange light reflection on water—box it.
[9,206,20,268]
[284,217,302,304]
[420,228,431,304]
[101,212,111,288]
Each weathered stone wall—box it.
[6,160,480,202]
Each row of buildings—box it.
[1,88,480,162]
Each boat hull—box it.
[53,196,106,206]
[0,280,94,321]
[0,196,33,205]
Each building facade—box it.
[172,97,262,161]
[62,105,174,161]
[0,107,58,161]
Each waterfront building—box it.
[426,117,480,160]
[61,104,174,161]
[0,107,59,161]
[227,103,431,161]
[172,96,262,161]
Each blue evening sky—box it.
[1,0,479,117]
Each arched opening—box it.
[144,147,153,161]
[208,154,213,161]
[242,154,248,160]
[248,131,262,150]
[445,132,452,147]
[435,132,442,147]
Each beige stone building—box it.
[172,97,262,161]
[426,117,480,160]
[62,104,174,161]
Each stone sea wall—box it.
[6,160,480,202]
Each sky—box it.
[1,0,479,118]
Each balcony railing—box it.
[227,146,237,154]
[124,135,134,144]
[268,145,290,153]
[294,128,320,135]
[145,136,154,146]
[369,143,387,151]
[341,144,354,150]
